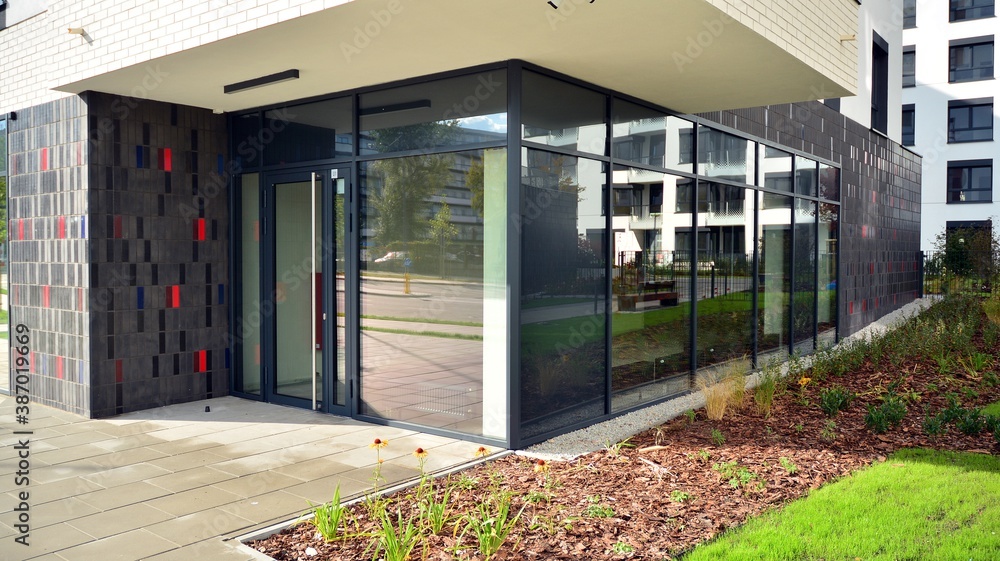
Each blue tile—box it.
[218,284,224,305]
[136,146,143,168]
[137,286,144,310]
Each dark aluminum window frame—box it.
[947,159,994,203]
[950,0,995,22]
[949,36,995,83]
[902,104,916,146]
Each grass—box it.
[982,399,1000,417]
[353,313,483,328]
[683,448,1000,560]
[360,326,483,341]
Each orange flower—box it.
[533,459,550,473]
[369,438,389,449]
[474,446,491,458]
[798,376,812,388]
[413,447,428,459]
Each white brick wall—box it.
[0,0,352,113]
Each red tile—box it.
[78,288,84,312]
[849,301,854,315]
[115,360,123,383]
[164,148,172,172]
[42,286,50,308]
[173,285,181,308]
[40,148,48,171]
[56,357,64,380]
[17,219,23,241]
[114,215,123,239]
[58,216,66,239]
[193,218,205,241]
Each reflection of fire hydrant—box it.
[404,272,411,294]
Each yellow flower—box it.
[533,459,550,473]
[369,438,388,449]
[474,446,491,458]
[413,447,428,459]
[798,377,811,388]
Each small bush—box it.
[754,368,779,418]
[819,386,855,417]
[956,408,986,436]
[882,394,908,426]
[865,405,890,434]
[923,413,947,437]
[710,428,726,447]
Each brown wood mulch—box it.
[250,357,1000,560]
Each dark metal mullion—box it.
[349,93,361,416]
[788,156,797,358]
[604,95,613,416]
[689,123,699,378]
[751,145,760,368]
[835,173,843,344]
[813,197,820,350]
[355,141,507,163]
[322,170,335,413]
[506,61,523,450]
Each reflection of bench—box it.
[619,291,679,311]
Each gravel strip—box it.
[522,297,941,461]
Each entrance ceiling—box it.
[56,0,855,114]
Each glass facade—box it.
[229,62,841,448]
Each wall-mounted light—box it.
[840,34,857,42]
[68,28,85,35]
[548,0,595,8]
[224,69,300,94]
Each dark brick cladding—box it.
[7,93,230,417]
[700,101,923,338]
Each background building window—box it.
[871,34,889,134]
[902,104,915,146]
[903,47,916,87]
[904,0,916,28]
[948,98,994,142]
[951,0,995,22]
[949,38,994,82]
[947,160,993,203]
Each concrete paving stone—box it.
[210,471,306,499]
[89,432,167,452]
[324,445,392,469]
[217,490,315,526]
[11,522,94,558]
[145,422,241,441]
[197,424,310,446]
[66,502,176,539]
[144,537,255,561]
[268,438,356,464]
[84,446,171,471]
[145,436,227,456]
[28,459,105,486]
[23,554,69,561]
[14,497,101,530]
[270,457,356,481]
[74,481,174,511]
[49,528,178,561]
[210,450,298,477]
[15,476,105,506]
[281,473,371,504]
[145,485,244,517]
[0,519,15,539]
[32,443,119,466]
[144,507,257,547]
[80,462,173,488]
[44,421,115,436]
[339,463,421,496]
[146,449,230,472]
[145,466,234,493]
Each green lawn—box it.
[683,448,1000,561]
[983,399,1000,417]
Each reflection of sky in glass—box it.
[456,113,507,133]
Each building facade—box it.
[903,0,999,248]
[0,0,919,448]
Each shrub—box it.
[956,408,986,436]
[819,386,855,417]
[922,413,947,437]
[865,396,907,434]
[865,405,890,434]
[710,428,726,447]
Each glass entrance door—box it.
[263,168,350,414]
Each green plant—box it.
[779,457,798,475]
[820,420,837,442]
[374,509,421,561]
[710,428,726,447]
[684,409,697,423]
[881,394,908,425]
[713,461,763,490]
[605,437,635,457]
[865,405,890,434]
[697,372,733,421]
[584,495,616,518]
[612,541,635,554]
[697,449,711,462]
[420,484,455,535]
[455,474,479,491]
[462,492,524,560]
[754,367,779,418]
[956,408,986,436]
[819,386,855,417]
[525,490,549,504]
[961,387,980,401]
[308,485,347,542]
[670,490,692,503]
[793,422,804,433]
[722,357,751,409]
[923,412,947,438]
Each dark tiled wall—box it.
[700,102,923,338]
[86,93,229,417]
[7,97,91,414]
[7,92,231,417]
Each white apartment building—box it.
[903,0,999,248]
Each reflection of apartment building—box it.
[1,0,918,449]
[902,0,999,248]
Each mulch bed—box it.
[251,335,1000,560]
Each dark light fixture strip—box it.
[224,69,300,94]
[358,99,431,116]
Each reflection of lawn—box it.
[522,297,596,310]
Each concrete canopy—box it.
[56,0,855,115]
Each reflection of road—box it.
[344,277,485,324]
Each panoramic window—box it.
[949,38,994,83]
[520,149,607,439]
[613,99,694,173]
[948,98,993,143]
[818,203,839,347]
[757,192,792,361]
[697,128,755,184]
[523,71,606,156]
[793,199,817,354]
[902,104,916,146]
[947,160,993,203]
[265,97,353,165]
[904,0,916,28]
[951,0,995,21]
[903,47,916,87]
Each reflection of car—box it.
[374,251,409,264]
